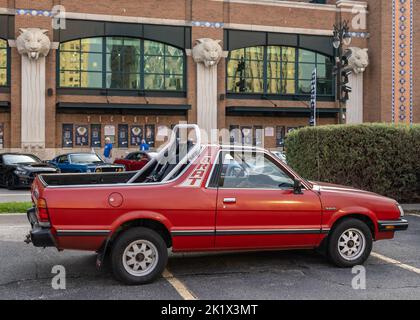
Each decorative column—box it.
[392,0,414,124]
[345,47,369,124]
[16,28,51,149]
[192,38,223,144]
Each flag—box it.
[310,68,317,127]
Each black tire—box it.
[110,227,168,285]
[327,218,373,268]
[6,174,16,190]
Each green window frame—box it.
[227,46,334,97]
[58,37,185,92]
[0,39,9,87]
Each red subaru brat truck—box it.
[25,125,408,285]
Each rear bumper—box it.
[378,219,408,232]
[30,226,55,247]
[26,207,55,247]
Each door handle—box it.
[223,198,237,204]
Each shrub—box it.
[285,124,420,203]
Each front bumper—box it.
[378,219,409,232]
[26,207,55,247]
[13,175,34,188]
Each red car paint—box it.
[29,145,404,253]
[113,152,152,171]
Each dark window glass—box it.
[227,46,264,93]
[0,39,8,86]
[58,37,184,92]
[227,46,333,96]
[3,154,40,165]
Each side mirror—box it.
[293,180,304,195]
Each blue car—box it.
[49,153,125,173]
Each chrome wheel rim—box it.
[122,240,158,277]
[338,228,366,261]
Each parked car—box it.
[0,153,59,189]
[271,150,287,163]
[49,153,125,173]
[114,151,155,172]
[26,125,408,285]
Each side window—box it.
[58,155,68,163]
[218,152,294,189]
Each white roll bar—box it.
[127,124,202,184]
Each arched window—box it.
[0,39,8,87]
[227,46,334,97]
[58,37,185,91]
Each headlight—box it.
[397,204,405,217]
[86,169,92,173]
[14,168,29,176]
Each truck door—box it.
[169,150,219,251]
[213,151,323,250]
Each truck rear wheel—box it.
[327,218,373,268]
[110,227,168,285]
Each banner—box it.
[145,124,155,147]
[130,125,143,147]
[276,126,286,147]
[310,68,317,127]
[62,124,73,148]
[75,125,89,146]
[118,124,129,148]
[0,123,3,149]
[91,124,101,148]
[104,125,116,143]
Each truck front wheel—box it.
[327,218,373,268]
[111,227,168,285]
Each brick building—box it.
[0,0,417,159]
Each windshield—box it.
[3,154,40,165]
[70,154,103,164]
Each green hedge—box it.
[285,124,420,203]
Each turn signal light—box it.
[36,198,50,223]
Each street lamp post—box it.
[333,20,352,124]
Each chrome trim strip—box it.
[56,230,110,237]
[171,230,215,237]
[171,228,326,237]
[216,229,323,236]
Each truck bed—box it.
[40,172,136,186]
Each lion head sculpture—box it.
[346,47,369,74]
[16,28,51,60]
[192,38,223,67]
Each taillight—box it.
[36,198,50,223]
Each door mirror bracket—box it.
[293,180,304,195]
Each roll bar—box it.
[127,124,202,184]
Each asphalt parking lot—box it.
[0,213,419,300]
